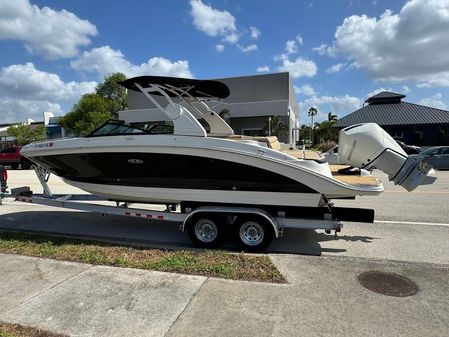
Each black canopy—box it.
[119,76,230,99]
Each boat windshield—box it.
[88,121,146,137]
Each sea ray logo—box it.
[128,159,144,164]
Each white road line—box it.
[375,220,449,227]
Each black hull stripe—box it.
[32,152,317,193]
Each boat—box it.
[20,76,435,209]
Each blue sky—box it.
[0,0,448,124]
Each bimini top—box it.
[119,76,230,99]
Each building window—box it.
[242,128,264,137]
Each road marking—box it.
[375,220,449,227]
[384,191,449,194]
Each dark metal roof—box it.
[335,101,449,128]
[120,76,230,99]
[365,91,405,103]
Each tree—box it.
[7,124,46,145]
[307,107,318,144]
[59,73,128,136]
[59,94,113,136]
[263,115,285,137]
[300,124,312,141]
[328,112,337,122]
[95,73,128,114]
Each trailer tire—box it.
[186,214,224,249]
[233,215,274,252]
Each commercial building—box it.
[335,92,449,145]
[119,72,300,144]
[0,112,63,149]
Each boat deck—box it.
[226,135,380,187]
[329,165,381,186]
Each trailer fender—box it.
[181,206,281,238]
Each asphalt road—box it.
[1,169,449,265]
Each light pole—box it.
[307,107,317,145]
[268,116,272,136]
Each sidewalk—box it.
[1,253,448,337]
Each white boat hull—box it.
[65,180,323,207]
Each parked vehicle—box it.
[412,146,449,170]
[0,146,32,169]
[395,140,421,154]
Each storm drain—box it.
[357,271,419,297]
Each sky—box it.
[0,0,448,125]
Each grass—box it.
[0,232,285,283]
[0,322,68,337]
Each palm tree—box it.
[307,107,318,145]
[263,115,283,136]
[328,112,337,122]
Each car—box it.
[0,146,32,169]
[412,146,449,170]
[395,140,421,154]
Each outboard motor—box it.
[338,123,436,191]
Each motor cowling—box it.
[338,123,435,191]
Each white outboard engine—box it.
[338,123,436,191]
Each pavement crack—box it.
[163,277,208,337]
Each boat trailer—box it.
[1,165,375,252]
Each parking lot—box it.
[1,169,449,265]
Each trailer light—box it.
[125,212,131,216]
[135,213,141,217]
[146,214,153,219]
[157,215,164,220]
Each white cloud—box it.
[256,66,270,73]
[0,98,62,123]
[277,57,317,79]
[296,34,304,45]
[366,87,392,98]
[71,46,193,78]
[326,63,346,73]
[285,40,298,54]
[0,63,96,122]
[0,0,97,59]
[299,94,362,122]
[250,26,261,39]
[190,0,238,44]
[418,93,447,110]
[0,63,96,102]
[237,44,257,53]
[402,85,410,94]
[331,0,449,85]
[416,73,449,88]
[312,43,335,57]
[294,84,316,96]
[216,44,225,52]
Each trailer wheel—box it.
[186,214,224,249]
[233,215,274,252]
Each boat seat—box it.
[221,134,326,161]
